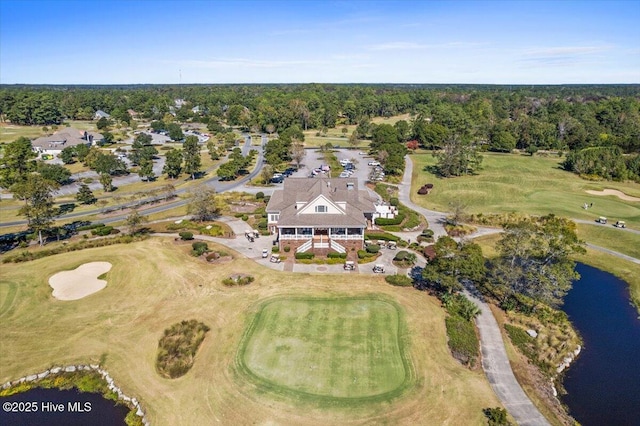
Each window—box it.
[315,205,327,213]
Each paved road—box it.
[0,140,265,228]
[400,155,550,426]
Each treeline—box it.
[1,84,638,153]
[562,146,640,182]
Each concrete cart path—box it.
[401,155,550,426]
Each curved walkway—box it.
[400,155,550,426]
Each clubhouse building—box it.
[266,178,378,255]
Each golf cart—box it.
[245,231,255,242]
[270,254,281,263]
[262,249,269,258]
[387,241,397,250]
[344,261,355,271]
[614,221,626,228]
[597,217,607,224]
[373,264,385,273]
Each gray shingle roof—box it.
[31,129,103,151]
[266,178,376,227]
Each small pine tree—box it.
[76,183,96,204]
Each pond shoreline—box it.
[1,364,148,425]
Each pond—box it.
[561,263,640,426]
[0,387,128,426]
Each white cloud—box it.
[172,58,328,69]
[519,45,614,67]
[367,41,486,51]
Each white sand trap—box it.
[585,189,640,202]
[49,262,112,301]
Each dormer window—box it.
[315,205,327,213]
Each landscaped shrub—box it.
[255,191,264,199]
[389,197,399,206]
[284,245,291,252]
[191,242,209,256]
[257,219,268,230]
[446,294,480,321]
[483,407,511,426]
[421,229,434,238]
[271,246,279,253]
[156,320,210,378]
[76,223,104,231]
[179,231,194,240]
[241,214,249,221]
[366,244,380,254]
[91,226,115,236]
[445,315,479,367]
[374,213,405,226]
[385,274,413,286]
[327,252,347,259]
[295,252,314,259]
[364,232,400,242]
[394,250,409,261]
[222,274,254,286]
[357,250,373,259]
[504,324,536,362]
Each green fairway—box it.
[410,152,640,229]
[238,296,411,402]
[576,224,640,259]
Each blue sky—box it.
[1,0,638,84]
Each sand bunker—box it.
[49,262,112,301]
[585,189,640,202]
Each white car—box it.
[368,161,380,166]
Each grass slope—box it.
[238,297,409,402]
[411,152,640,229]
[0,238,500,425]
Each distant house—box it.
[94,110,110,120]
[266,178,377,255]
[127,109,139,119]
[174,99,186,108]
[32,128,104,157]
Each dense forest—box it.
[1,84,639,180]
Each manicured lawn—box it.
[576,224,640,259]
[238,297,409,401]
[410,152,640,229]
[0,124,47,144]
[0,238,500,425]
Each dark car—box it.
[271,176,284,184]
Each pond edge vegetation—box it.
[0,365,147,426]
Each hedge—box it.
[179,231,194,240]
[295,252,314,259]
[327,252,347,259]
[374,212,405,226]
[364,232,400,242]
[91,226,117,236]
[358,250,376,259]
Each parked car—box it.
[262,249,269,258]
[271,176,284,184]
[344,261,355,270]
[368,161,380,166]
[373,264,385,273]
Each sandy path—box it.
[585,189,640,202]
[49,262,112,301]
